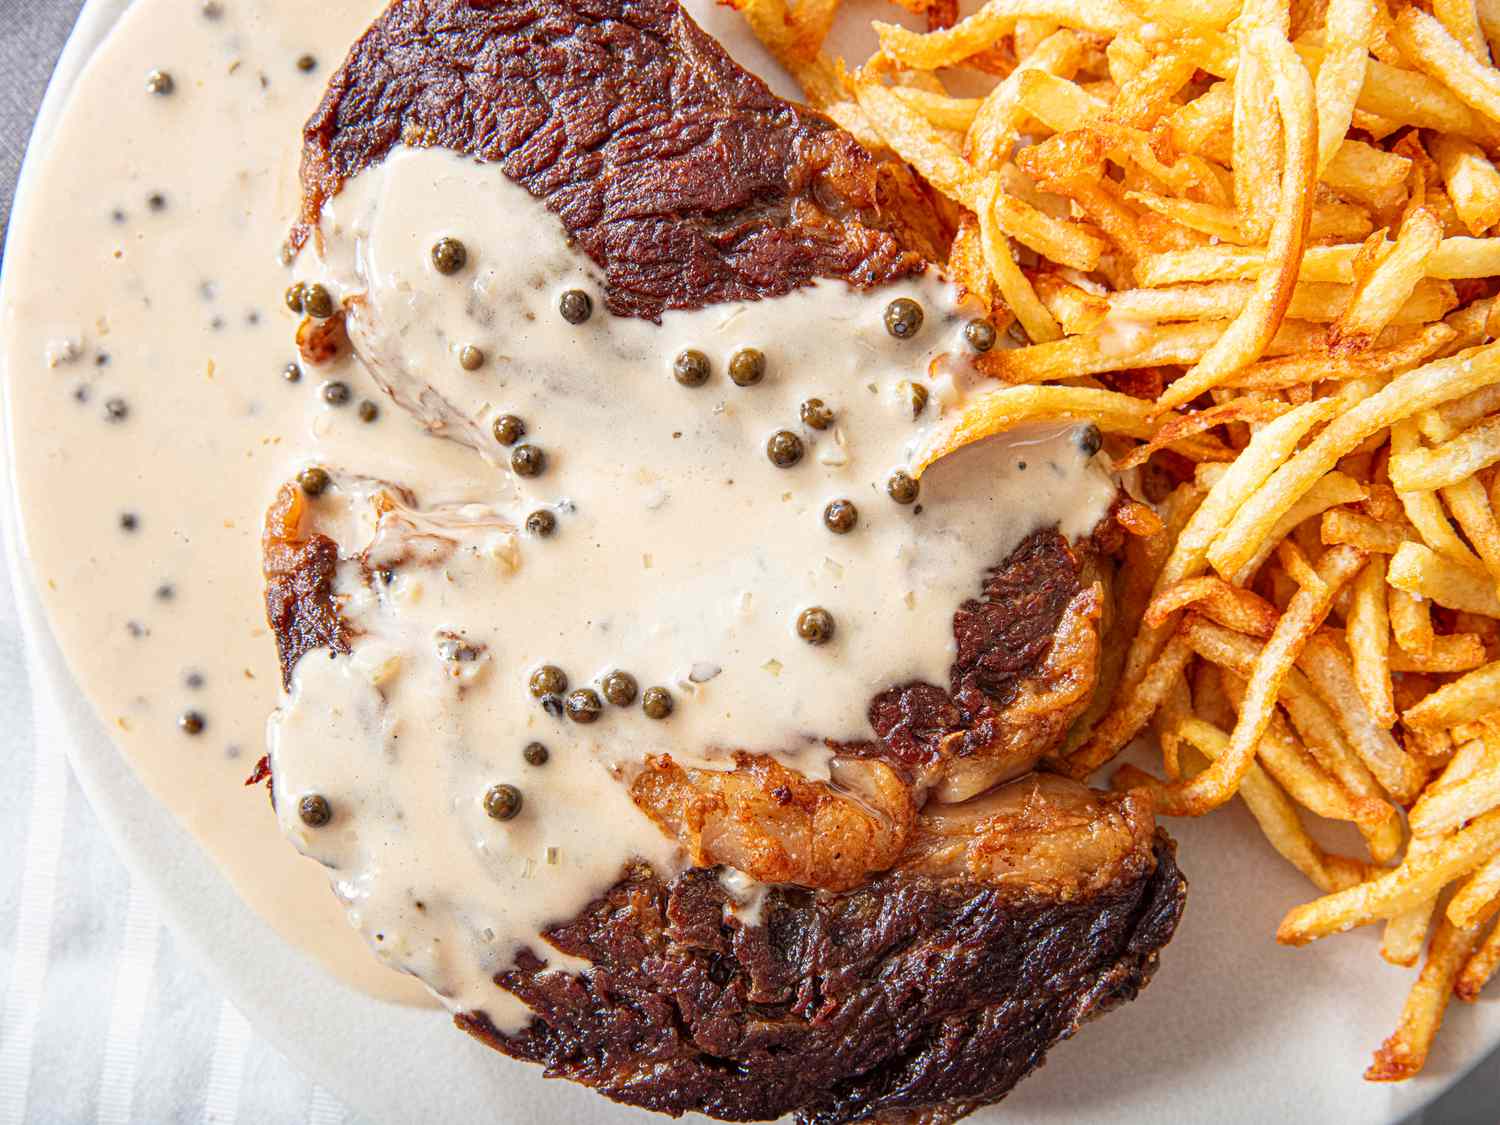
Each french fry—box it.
[1143,547,1366,816]
[1322,508,1414,554]
[1348,555,1397,726]
[1393,6,1500,128]
[1403,659,1500,729]
[1390,419,1487,569]
[1450,848,1500,929]
[1410,756,1500,835]
[1383,834,1445,966]
[1330,209,1444,351]
[1157,32,1315,411]
[1314,0,1376,174]
[1144,575,1281,635]
[1064,402,1337,775]
[1456,916,1500,999]
[1114,399,1290,472]
[1391,412,1500,491]
[976,176,1061,342]
[1440,475,1500,594]
[874,0,1137,70]
[1388,541,1500,617]
[913,384,1156,473]
[1390,633,1488,673]
[1277,807,1500,943]
[964,29,1085,170]
[1367,918,1488,1080]
[1207,343,1500,582]
[1137,237,1500,286]
[1430,135,1500,237]
[1299,633,1426,801]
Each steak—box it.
[459,779,1186,1124]
[296,0,952,321]
[274,1,1190,1120]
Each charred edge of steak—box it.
[867,525,1104,767]
[297,0,928,321]
[457,833,1185,1124]
[263,485,351,690]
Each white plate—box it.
[3,2,1498,1122]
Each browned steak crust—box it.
[262,484,349,689]
[458,834,1186,1124]
[297,0,933,320]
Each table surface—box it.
[0,2,1497,1123]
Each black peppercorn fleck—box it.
[796,607,836,645]
[431,237,467,275]
[321,381,350,406]
[357,400,379,423]
[1077,423,1104,457]
[299,793,332,827]
[525,509,557,537]
[529,665,568,698]
[565,688,602,724]
[483,784,522,821]
[642,686,674,719]
[823,499,858,534]
[282,362,301,383]
[104,397,129,423]
[965,318,997,352]
[511,444,545,477]
[523,742,549,766]
[673,349,710,387]
[800,398,833,430]
[767,430,804,468]
[728,348,766,387]
[296,54,317,72]
[559,289,592,324]
[119,512,139,532]
[493,414,525,446]
[458,345,484,371]
[887,470,920,505]
[303,284,334,319]
[284,283,307,313]
[145,69,174,96]
[298,466,330,496]
[179,710,205,735]
[602,670,638,706]
[884,298,924,340]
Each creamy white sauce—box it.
[1,0,1115,1029]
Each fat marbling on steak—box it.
[272,0,1190,1120]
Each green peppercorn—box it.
[728,347,766,387]
[322,381,350,406]
[284,283,307,313]
[145,69,174,96]
[559,289,592,324]
[1077,423,1104,457]
[823,499,859,534]
[800,398,834,430]
[523,742,549,766]
[483,783,522,821]
[357,400,379,423]
[887,469,920,505]
[299,793,332,827]
[178,710,205,735]
[884,297,924,340]
[458,345,485,371]
[525,509,557,537]
[565,687,603,724]
[965,317,997,352]
[511,443,546,477]
[493,414,525,446]
[905,382,930,419]
[642,686,674,719]
[529,665,568,698]
[431,237,467,275]
[303,284,334,319]
[673,348,711,387]
[298,467,330,496]
[282,362,302,383]
[602,670,638,706]
[796,607,836,645]
[767,430,804,468]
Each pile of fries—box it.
[731,0,1500,1081]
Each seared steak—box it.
[297,0,952,321]
[460,778,1185,1124]
[274,1,1190,1120]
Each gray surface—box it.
[0,0,1496,1121]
